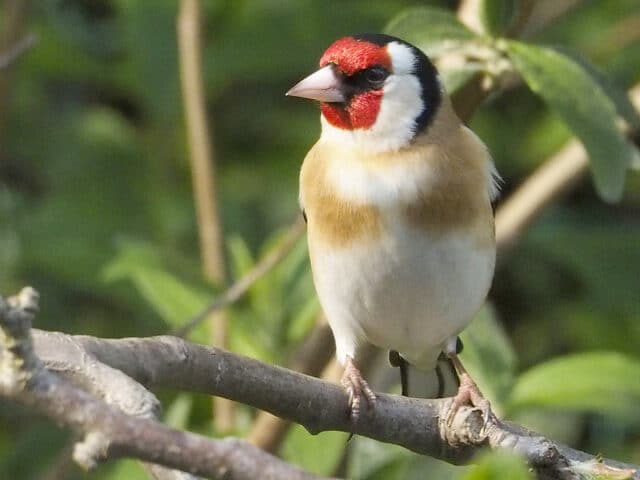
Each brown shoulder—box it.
[300,142,382,248]
[404,126,495,248]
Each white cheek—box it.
[373,75,424,146]
[387,41,416,75]
[320,74,425,153]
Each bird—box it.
[287,33,500,421]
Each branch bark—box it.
[0,289,333,480]
[18,321,637,480]
[40,319,196,480]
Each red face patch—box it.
[321,91,383,130]
[319,37,392,75]
[319,37,391,130]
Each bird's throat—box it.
[321,90,382,130]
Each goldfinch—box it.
[287,34,499,420]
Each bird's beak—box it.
[286,64,345,103]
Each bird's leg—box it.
[435,363,445,398]
[446,353,495,426]
[388,350,409,397]
[341,356,376,421]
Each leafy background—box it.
[1,0,640,479]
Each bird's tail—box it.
[405,357,459,398]
[389,350,460,398]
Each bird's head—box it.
[287,34,442,153]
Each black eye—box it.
[364,66,388,86]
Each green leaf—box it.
[99,459,148,480]
[507,352,640,418]
[385,7,491,94]
[460,305,517,413]
[576,59,640,133]
[0,423,69,479]
[528,224,640,310]
[281,425,347,476]
[440,65,484,94]
[385,6,476,58]
[479,0,516,36]
[228,310,275,362]
[115,0,181,122]
[102,240,211,341]
[461,451,533,480]
[286,295,320,344]
[346,436,464,480]
[506,41,638,202]
[227,235,256,280]
[347,436,408,480]
[164,394,193,430]
[549,46,640,134]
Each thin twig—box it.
[177,0,233,432]
[0,0,29,136]
[0,33,36,70]
[174,219,306,337]
[177,0,225,282]
[495,142,588,252]
[505,0,537,37]
[522,0,584,35]
[457,0,484,34]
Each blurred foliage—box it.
[1,0,640,479]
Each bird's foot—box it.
[448,371,494,427]
[445,353,496,431]
[341,357,376,422]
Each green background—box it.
[1,1,640,479]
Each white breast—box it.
[309,219,495,369]
[325,151,435,206]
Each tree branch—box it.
[0,289,333,480]
[20,322,637,479]
[39,321,196,480]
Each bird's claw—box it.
[447,372,494,429]
[341,358,376,422]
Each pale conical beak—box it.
[286,64,345,103]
